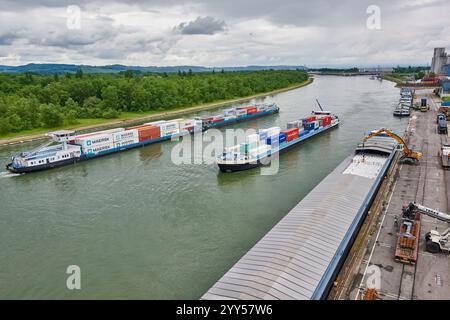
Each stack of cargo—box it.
[112,129,139,148]
[322,116,332,126]
[256,104,268,111]
[223,109,235,116]
[240,134,259,154]
[128,124,161,142]
[249,144,271,158]
[74,130,120,155]
[287,120,303,129]
[177,119,202,133]
[145,120,179,137]
[265,127,281,146]
[282,127,299,142]
[212,114,225,123]
[235,109,247,117]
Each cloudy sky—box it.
[0,0,449,67]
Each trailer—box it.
[402,202,450,254]
[440,144,450,169]
[394,205,421,264]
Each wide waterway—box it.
[0,76,408,299]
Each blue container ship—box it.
[216,110,340,172]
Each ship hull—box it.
[6,157,82,173]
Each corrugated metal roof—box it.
[203,140,396,300]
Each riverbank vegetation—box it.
[0,70,308,135]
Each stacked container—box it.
[128,125,161,142]
[282,128,299,142]
[322,116,332,126]
[112,129,139,148]
[305,115,316,123]
[212,114,225,123]
[249,145,271,158]
[235,109,247,117]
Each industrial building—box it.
[431,47,450,75]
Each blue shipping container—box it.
[266,137,279,145]
[442,101,450,107]
[279,133,286,143]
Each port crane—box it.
[402,202,450,254]
[363,128,422,163]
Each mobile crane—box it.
[402,202,450,254]
[363,128,422,163]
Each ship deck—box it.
[203,138,397,300]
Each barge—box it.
[217,110,339,172]
[6,103,279,174]
[203,132,399,300]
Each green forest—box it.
[0,70,308,135]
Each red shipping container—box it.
[282,128,299,142]
[306,115,316,123]
[246,107,257,114]
[322,116,332,126]
[212,118,225,123]
[132,125,160,142]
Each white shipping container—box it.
[249,144,271,157]
[145,120,166,126]
[267,127,281,136]
[82,142,114,154]
[75,133,113,147]
[246,134,259,143]
[224,109,235,115]
[235,109,247,116]
[113,129,138,142]
[114,139,137,148]
[179,121,194,129]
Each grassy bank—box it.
[0,78,313,145]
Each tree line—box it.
[0,70,308,135]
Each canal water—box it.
[0,76,408,299]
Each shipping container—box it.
[246,107,258,114]
[114,139,136,148]
[306,115,316,123]
[75,133,114,147]
[82,142,114,155]
[246,134,259,143]
[240,141,257,154]
[249,145,271,157]
[258,129,269,141]
[267,127,281,136]
[279,133,287,143]
[113,129,138,142]
[266,136,280,145]
[442,101,450,107]
[282,128,299,142]
[133,125,161,142]
[224,109,235,116]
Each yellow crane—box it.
[363,128,422,162]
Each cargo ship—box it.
[6,103,279,174]
[216,110,340,172]
[204,131,399,300]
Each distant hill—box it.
[0,63,307,74]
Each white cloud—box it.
[0,0,448,67]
